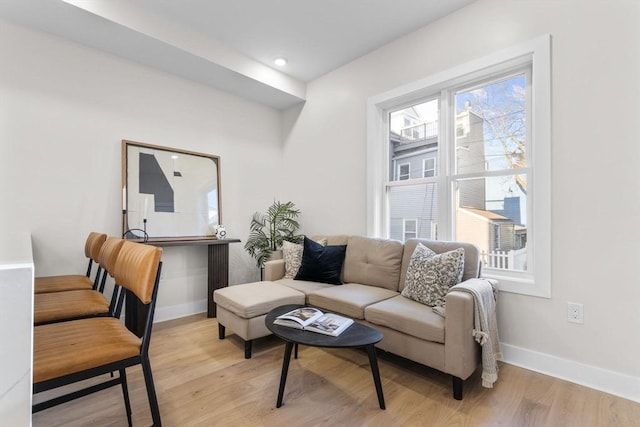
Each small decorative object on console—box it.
[274,306,353,336]
[215,225,227,239]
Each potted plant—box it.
[244,200,303,268]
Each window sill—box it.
[483,269,551,298]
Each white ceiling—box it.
[0,0,475,109]
[126,0,476,82]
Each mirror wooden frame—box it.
[122,140,222,240]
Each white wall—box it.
[0,19,283,319]
[282,0,640,399]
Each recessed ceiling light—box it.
[274,57,287,67]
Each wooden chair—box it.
[33,241,163,426]
[34,232,107,294]
[33,237,125,325]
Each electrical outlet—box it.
[567,302,584,324]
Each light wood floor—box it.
[33,314,640,427]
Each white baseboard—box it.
[154,299,207,323]
[501,343,640,403]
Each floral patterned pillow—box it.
[282,238,327,279]
[401,243,465,307]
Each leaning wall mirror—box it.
[122,140,222,240]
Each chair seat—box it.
[34,290,110,324]
[33,317,142,384]
[34,275,93,294]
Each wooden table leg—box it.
[366,344,386,410]
[208,243,230,318]
[276,341,294,408]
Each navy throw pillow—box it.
[294,236,347,285]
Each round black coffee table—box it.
[265,304,385,409]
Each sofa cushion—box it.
[364,295,445,343]
[275,278,334,296]
[401,245,465,307]
[282,238,327,279]
[342,236,404,291]
[307,283,398,320]
[295,237,347,285]
[312,235,349,246]
[400,239,480,291]
[213,281,305,319]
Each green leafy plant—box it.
[244,200,302,268]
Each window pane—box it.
[455,75,527,174]
[403,219,418,241]
[423,158,436,177]
[455,175,527,271]
[398,163,410,180]
[404,219,417,233]
[389,183,438,242]
[389,99,439,182]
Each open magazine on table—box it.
[273,307,354,337]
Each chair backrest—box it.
[96,237,126,296]
[113,241,162,304]
[84,232,107,260]
[97,237,125,276]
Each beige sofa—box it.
[264,235,486,400]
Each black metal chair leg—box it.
[245,340,253,359]
[141,357,162,427]
[218,323,225,339]
[120,369,133,427]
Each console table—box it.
[125,237,240,337]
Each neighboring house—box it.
[456,106,487,211]
[457,206,527,271]
[388,105,526,271]
[388,126,438,241]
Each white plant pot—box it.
[269,249,283,261]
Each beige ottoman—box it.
[213,281,305,358]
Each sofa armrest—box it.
[264,259,285,281]
[444,286,480,380]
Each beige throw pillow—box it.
[401,243,465,307]
[282,238,327,279]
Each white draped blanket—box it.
[435,278,501,388]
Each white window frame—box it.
[423,157,436,178]
[366,35,551,298]
[403,218,418,241]
[397,162,410,180]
